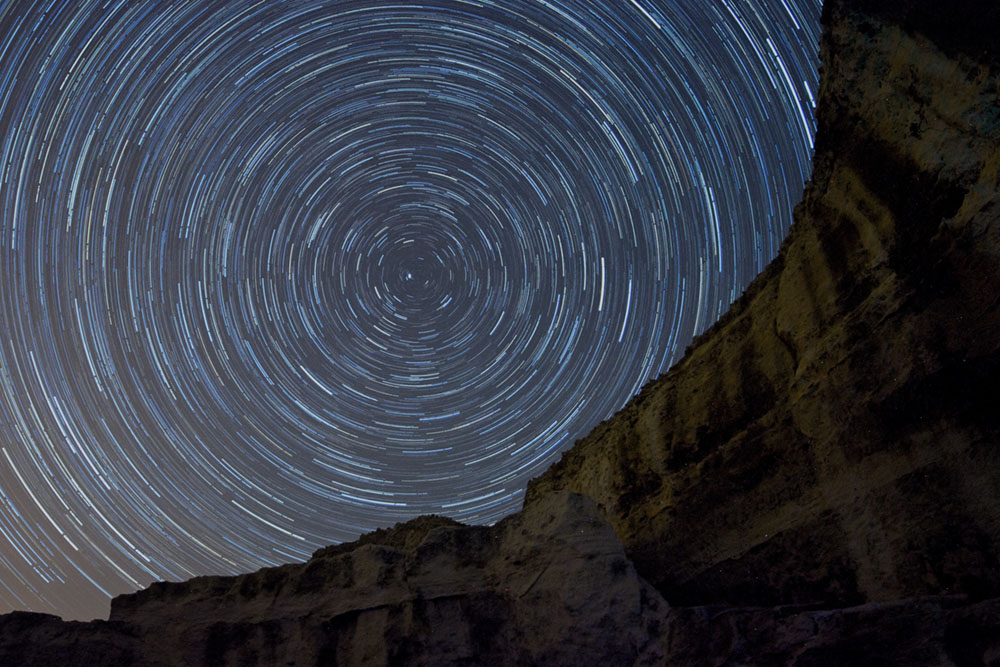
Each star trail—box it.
[0,0,820,620]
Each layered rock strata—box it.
[527,0,1000,609]
[3,492,671,666]
[107,491,668,666]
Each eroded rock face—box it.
[1,491,669,666]
[525,0,1000,609]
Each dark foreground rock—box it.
[3,0,1000,664]
[107,491,668,666]
[5,587,1000,665]
[665,597,1000,667]
[3,492,670,666]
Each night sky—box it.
[0,0,820,621]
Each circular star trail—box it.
[0,0,820,620]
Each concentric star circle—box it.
[0,0,821,620]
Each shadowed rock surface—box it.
[527,0,1000,610]
[2,0,999,664]
[108,491,669,666]
[3,492,670,666]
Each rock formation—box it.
[2,0,999,664]
[528,0,1000,609]
[112,491,671,666]
[1,492,669,666]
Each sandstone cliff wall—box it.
[525,0,1000,608]
[3,492,672,666]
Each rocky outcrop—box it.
[6,586,1000,666]
[1,491,670,666]
[116,491,670,666]
[526,0,1000,610]
[5,494,1000,666]
[3,0,1000,664]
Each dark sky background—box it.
[0,0,821,621]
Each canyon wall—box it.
[3,492,667,667]
[526,0,1000,609]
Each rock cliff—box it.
[528,0,1000,609]
[2,0,999,664]
[107,491,669,666]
